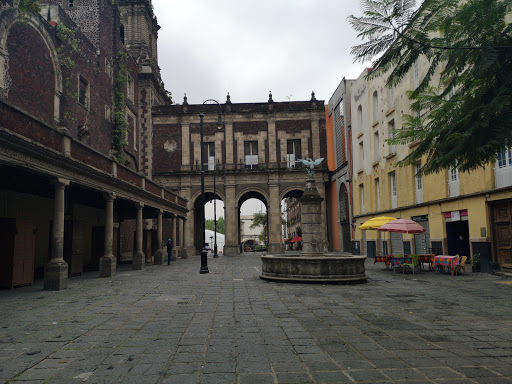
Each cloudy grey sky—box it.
[152,0,369,105]
[152,0,370,219]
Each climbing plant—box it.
[18,0,41,14]
[55,23,81,126]
[112,51,129,162]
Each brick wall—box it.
[152,123,182,173]
[6,23,55,125]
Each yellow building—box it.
[351,62,512,273]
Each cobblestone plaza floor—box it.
[1,253,511,383]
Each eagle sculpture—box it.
[299,158,324,178]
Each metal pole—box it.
[200,113,209,274]
[214,162,218,258]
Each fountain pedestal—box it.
[261,178,367,283]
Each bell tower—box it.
[117,0,160,70]
[117,0,167,178]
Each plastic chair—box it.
[403,254,419,274]
[454,256,467,275]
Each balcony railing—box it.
[186,161,312,172]
[495,166,512,189]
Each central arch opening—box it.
[238,192,267,253]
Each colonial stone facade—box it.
[0,0,186,290]
[152,93,329,256]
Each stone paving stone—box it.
[200,372,236,383]
[161,373,200,384]
[310,370,352,383]
[238,373,275,384]
[343,368,390,382]
[275,371,315,383]
[1,256,512,383]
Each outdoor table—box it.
[417,254,435,270]
[373,255,392,268]
[433,255,459,275]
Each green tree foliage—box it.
[349,0,512,174]
[250,212,268,244]
[205,217,225,234]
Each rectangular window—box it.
[389,86,395,109]
[497,148,512,168]
[415,162,423,204]
[105,105,111,122]
[375,178,380,211]
[390,172,397,209]
[244,141,258,169]
[448,165,460,197]
[338,99,344,117]
[360,184,365,214]
[388,119,396,154]
[413,61,419,88]
[202,142,215,170]
[359,141,364,167]
[127,74,134,102]
[358,105,363,132]
[78,75,89,109]
[374,131,380,162]
[287,139,301,168]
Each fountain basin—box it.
[260,254,367,283]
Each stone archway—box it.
[190,189,225,254]
[236,189,269,253]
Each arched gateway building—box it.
[152,93,329,256]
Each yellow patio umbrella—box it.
[359,216,397,230]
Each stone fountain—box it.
[260,159,367,283]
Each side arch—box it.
[280,185,305,201]
[0,8,63,121]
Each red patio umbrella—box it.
[377,219,426,234]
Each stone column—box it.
[153,209,164,265]
[171,215,178,261]
[44,178,69,290]
[300,178,324,256]
[132,202,145,270]
[100,192,117,277]
[267,183,284,254]
[223,181,239,256]
[181,218,189,259]
[184,209,195,257]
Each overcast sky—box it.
[152,0,369,105]
[152,0,370,218]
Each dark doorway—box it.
[446,220,470,256]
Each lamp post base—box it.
[200,247,209,274]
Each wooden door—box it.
[493,201,512,269]
[12,220,35,287]
[0,219,16,289]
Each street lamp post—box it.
[199,99,224,274]
[213,161,219,258]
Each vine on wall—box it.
[112,50,129,162]
[56,23,81,126]
[18,0,41,14]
